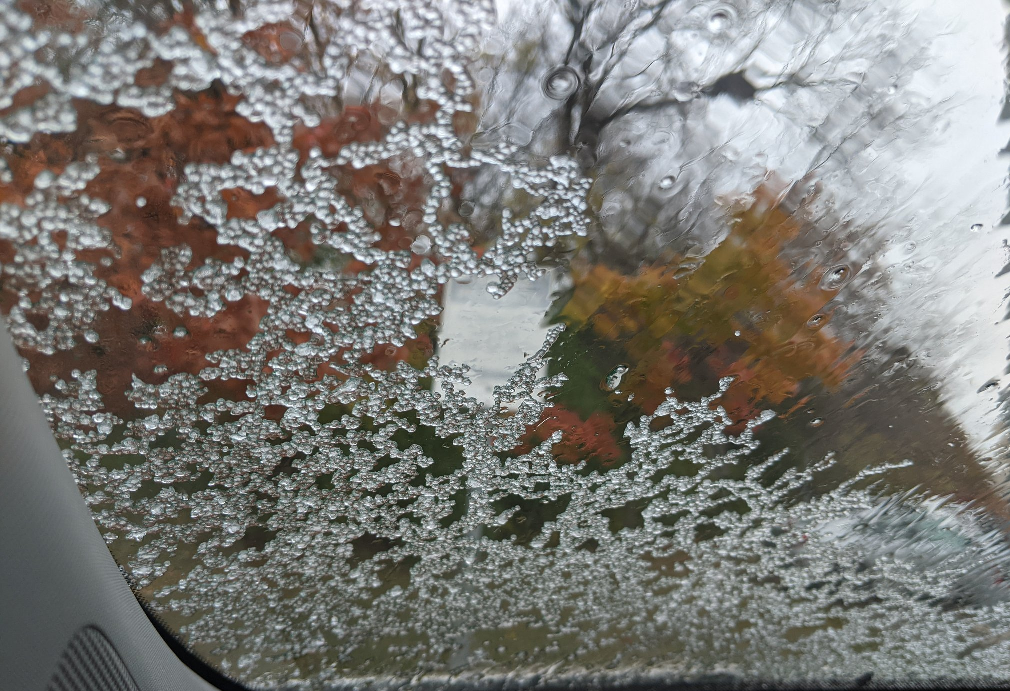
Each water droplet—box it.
[658,175,676,190]
[603,364,629,392]
[672,81,701,102]
[345,110,371,132]
[542,66,580,100]
[809,418,824,428]
[707,7,736,33]
[410,235,432,254]
[111,293,132,310]
[154,364,168,375]
[173,326,188,338]
[136,196,147,208]
[806,314,826,329]
[819,265,851,291]
[971,223,983,232]
[459,201,475,217]
[501,123,532,145]
[278,30,303,52]
[34,170,55,189]
[733,330,741,337]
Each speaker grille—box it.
[47,625,140,691]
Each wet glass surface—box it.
[4,0,1010,687]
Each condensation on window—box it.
[4,0,1010,687]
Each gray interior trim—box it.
[0,324,217,691]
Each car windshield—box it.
[3,0,1010,687]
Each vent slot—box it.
[47,625,139,691]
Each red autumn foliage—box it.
[522,408,623,466]
[1,86,442,418]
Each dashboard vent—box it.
[47,625,139,691]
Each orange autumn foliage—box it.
[561,181,860,433]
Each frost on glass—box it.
[4,0,1010,687]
